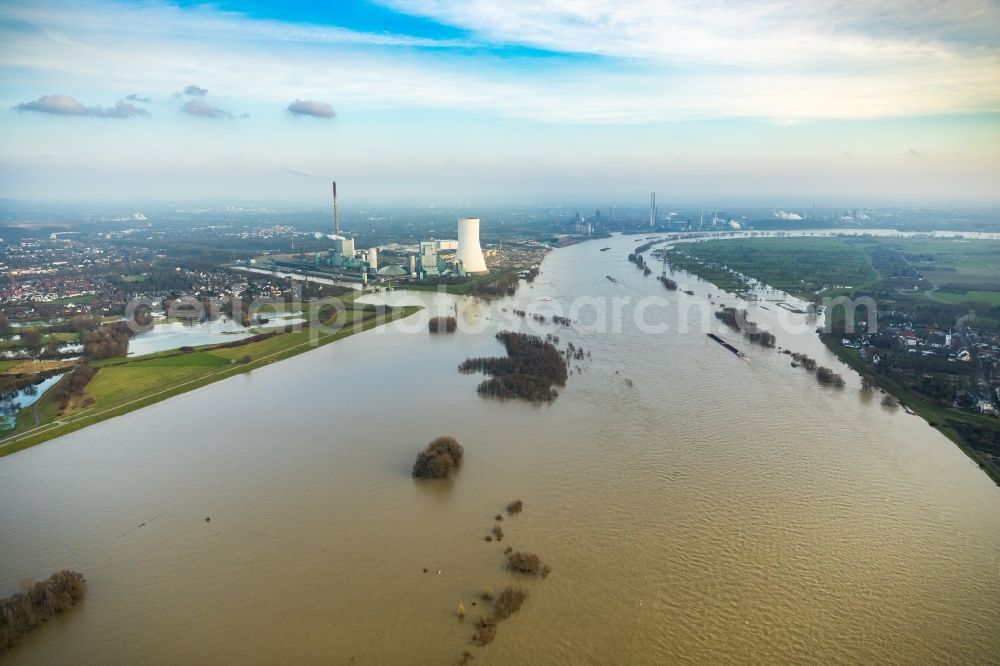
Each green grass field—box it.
[51,294,98,305]
[885,238,1000,289]
[85,366,208,406]
[930,290,1000,306]
[124,351,233,368]
[0,331,79,350]
[666,237,877,298]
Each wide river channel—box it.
[1,233,998,664]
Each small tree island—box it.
[412,436,465,479]
[459,331,568,402]
[1,570,86,652]
[428,316,457,333]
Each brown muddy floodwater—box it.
[1,234,998,664]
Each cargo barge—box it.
[707,333,745,358]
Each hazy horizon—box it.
[2,1,999,204]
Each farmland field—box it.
[930,290,1000,306]
[665,237,877,297]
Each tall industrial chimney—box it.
[332,181,341,237]
[649,192,656,227]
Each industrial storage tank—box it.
[456,217,488,274]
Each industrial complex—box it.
[259,183,494,287]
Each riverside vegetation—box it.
[715,307,776,348]
[664,235,1000,483]
[428,496,551,659]
[428,316,457,333]
[464,499,550,653]
[1,571,86,652]
[459,332,568,401]
[411,436,464,479]
[1,299,419,456]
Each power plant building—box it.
[419,241,440,276]
[334,238,355,258]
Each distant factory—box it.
[264,183,491,286]
[264,181,380,285]
[406,217,489,279]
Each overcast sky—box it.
[1,0,998,204]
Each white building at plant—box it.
[456,217,488,274]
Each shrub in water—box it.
[412,436,464,479]
[0,570,86,651]
[492,586,527,621]
[507,551,550,577]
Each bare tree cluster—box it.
[81,322,132,359]
[1,571,86,652]
[506,551,551,577]
[471,586,528,647]
[658,275,678,290]
[715,308,776,348]
[412,436,464,479]
[459,332,568,402]
[51,364,97,410]
[428,316,457,333]
[816,366,846,387]
[790,352,818,371]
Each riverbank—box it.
[822,336,1000,486]
[0,303,420,457]
[657,234,1000,485]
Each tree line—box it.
[51,364,98,410]
[81,322,132,359]
[1,570,86,652]
[428,316,458,333]
[471,273,520,298]
[715,307,776,347]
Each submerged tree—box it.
[459,332,568,402]
[412,436,465,479]
[428,316,458,333]
[816,366,845,387]
[470,586,527,647]
[1,570,86,652]
[506,551,551,577]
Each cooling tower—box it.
[456,217,488,274]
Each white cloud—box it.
[387,0,1000,66]
[287,99,335,118]
[0,0,998,125]
[13,93,149,118]
[180,98,233,119]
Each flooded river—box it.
[1,234,998,664]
